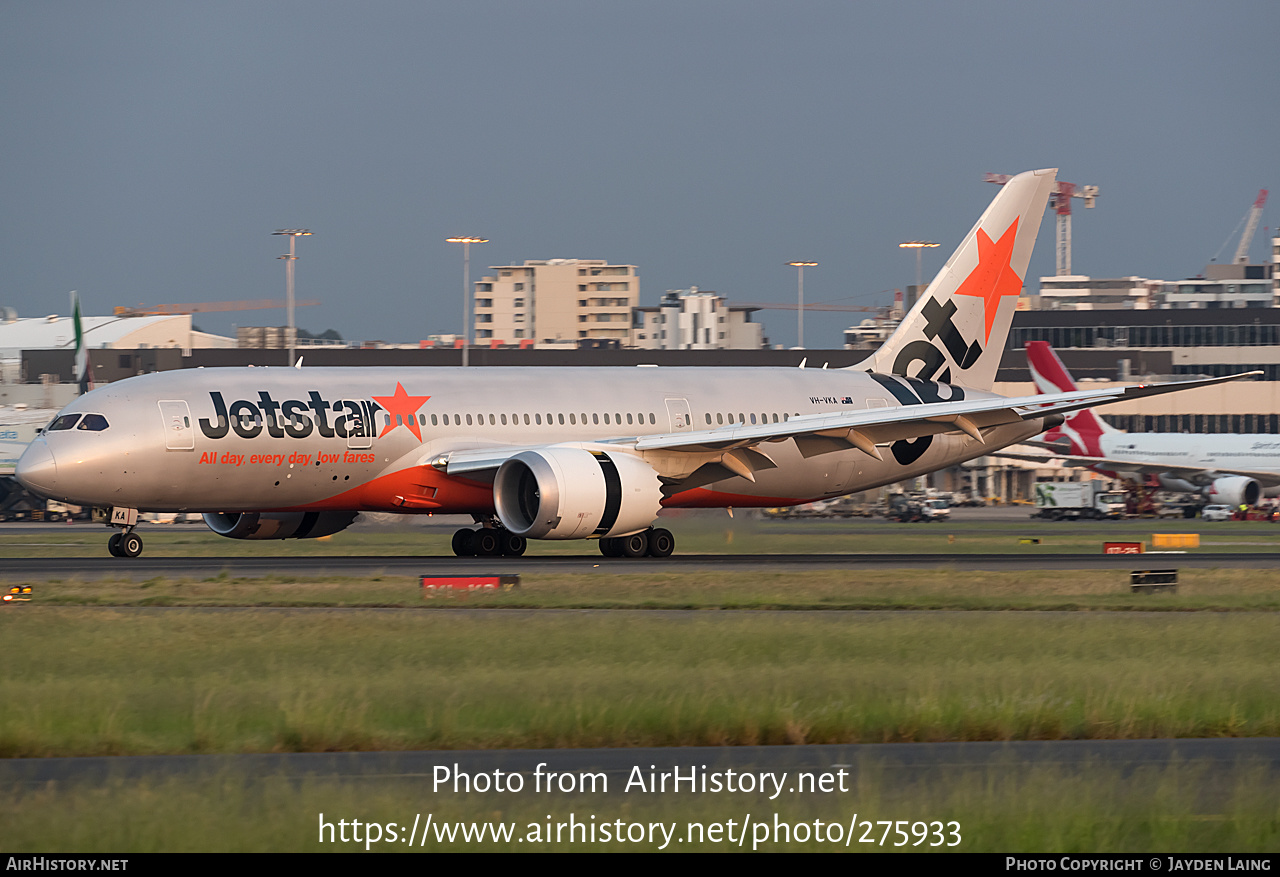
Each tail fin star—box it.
[865,168,1057,391]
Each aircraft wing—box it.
[436,371,1258,475]
[990,448,1280,489]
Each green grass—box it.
[4,760,1278,852]
[3,609,1280,757]
[9,567,1280,611]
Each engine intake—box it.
[1206,476,1261,508]
[202,511,358,540]
[494,447,663,540]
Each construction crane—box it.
[984,173,1098,276]
[727,302,886,313]
[1234,190,1269,264]
[113,299,320,318]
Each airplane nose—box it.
[15,441,58,497]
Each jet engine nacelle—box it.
[493,447,664,540]
[202,511,359,540]
[1206,476,1261,507]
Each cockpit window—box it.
[47,414,81,431]
[77,414,110,431]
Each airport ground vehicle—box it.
[922,497,951,521]
[885,492,950,522]
[1201,504,1232,522]
[1031,481,1126,520]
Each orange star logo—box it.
[372,382,432,441]
[954,216,1023,342]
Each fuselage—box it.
[1095,432,1280,495]
[17,366,1042,513]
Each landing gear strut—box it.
[599,527,675,558]
[106,507,143,558]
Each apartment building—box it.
[631,287,764,350]
[473,259,638,345]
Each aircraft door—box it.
[338,400,373,449]
[664,398,693,432]
[158,400,195,450]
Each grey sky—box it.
[2,1,1276,348]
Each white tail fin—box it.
[865,168,1057,391]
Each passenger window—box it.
[558,413,564,425]
[570,414,576,425]
[500,414,507,425]
[627,413,633,425]
[593,413,599,425]
[649,413,655,425]
[466,414,473,425]
[489,414,496,425]
[431,414,438,426]
[717,413,724,425]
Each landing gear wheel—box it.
[646,528,675,558]
[108,533,124,557]
[120,533,143,558]
[500,532,527,557]
[621,531,649,558]
[599,537,624,558]
[451,528,476,557]
[472,529,501,556]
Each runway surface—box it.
[4,551,1280,579]
[6,739,1279,790]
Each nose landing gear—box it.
[107,530,144,558]
[106,507,144,557]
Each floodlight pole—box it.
[898,241,939,290]
[787,261,817,348]
[273,229,311,365]
[447,237,489,366]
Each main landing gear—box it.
[449,524,676,558]
[451,526,527,557]
[106,507,143,557]
[598,527,674,558]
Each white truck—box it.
[1032,481,1126,521]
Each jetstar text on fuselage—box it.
[198,391,385,441]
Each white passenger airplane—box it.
[1015,340,1278,505]
[15,169,1251,557]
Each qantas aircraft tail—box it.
[866,168,1057,392]
[1025,339,1117,456]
